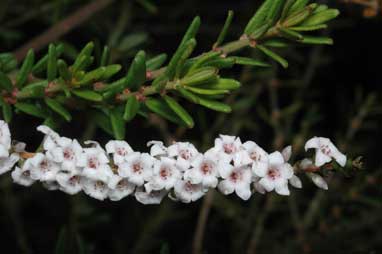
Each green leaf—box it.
[71,55,94,74]
[14,102,48,118]
[123,95,140,121]
[290,24,327,31]
[32,43,64,75]
[301,9,340,26]
[2,103,12,123]
[232,56,271,67]
[281,0,297,20]
[204,57,235,69]
[282,5,314,27]
[15,49,34,88]
[181,67,218,86]
[166,39,197,80]
[300,36,333,45]
[72,89,103,102]
[244,0,275,35]
[266,0,286,25]
[110,108,125,140]
[102,64,122,80]
[47,44,57,82]
[57,59,71,81]
[256,45,288,68]
[279,27,303,40]
[184,86,228,95]
[0,71,13,91]
[125,50,146,90]
[214,10,234,47]
[188,51,221,73]
[175,40,198,78]
[100,46,110,66]
[76,67,106,86]
[202,78,241,90]
[145,98,187,126]
[0,53,18,73]
[288,0,309,15]
[92,110,113,136]
[17,81,48,98]
[250,20,272,39]
[179,16,201,49]
[263,39,289,48]
[73,42,94,68]
[177,87,231,113]
[164,95,194,128]
[146,53,167,71]
[45,97,72,122]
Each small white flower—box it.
[212,134,242,162]
[174,180,206,203]
[167,142,199,171]
[242,141,269,175]
[184,152,219,188]
[47,139,83,172]
[307,172,328,190]
[56,171,82,194]
[0,120,11,157]
[82,178,109,200]
[24,153,60,181]
[118,152,154,186]
[0,153,19,175]
[147,141,167,157]
[108,174,135,201]
[77,147,112,182]
[257,151,294,196]
[218,162,252,200]
[105,140,133,165]
[11,166,35,186]
[305,137,347,167]
[289,175,302,189]
[145,157,180,192]
[135,187,167,205]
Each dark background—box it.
[0,0,382,253]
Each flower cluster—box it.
[0,120,348,204]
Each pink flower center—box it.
[116,147,127,156]
[267,168,280,180]
[320,145,331,156]
[200,162,212,175]
[159,167,171,180]
[69,176,80,186]
[117,179,129,189]
[223,143,235,154]
[63,148,74,160]
[22,170,30,177]
[94,181,105,189]
[132,162,143,173]
[39,160,49,172]
[179,149,191,160]
[184,181,197,192]
[229,170,242,183]
[251,151,261,161]
[88,157,100,169]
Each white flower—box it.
[282,145,292,162]
[11,166,35,186]
[56,171,82,194]
[212,134,242,162]
[145,157,180,192]
[241,141,269,175]
[305,137,347,167]
[147,141,167,157]
[24,153,60,181]
[135,187,167,205]
[118,152,154,186]
[107,174,135,201]
[174,180,206,203]
[47,139,83,172]
[0,120,11,157]
[82,178,109,200]
[105,140,133,165]
[256,151,294,196]
[0,153,19,175]
[307,172,328,190]
[77,147,112,182]
[289,175,302,189]
[167,141,199,171]
[218,162,252,200]
[183,152,219,188]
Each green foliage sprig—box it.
[0,0,339,139]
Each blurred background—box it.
[0,0,382,253]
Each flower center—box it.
[320,145,331,156]
[88,157,100,169]
[63,148,74,160]
[267,168,280,180]
[159,167,170,180]
[132,162,143,173]
[251,151,261,161]
[94,180,105,189]
[69,175,80,186]
[39,160,50,172]
[179,149,191,160]
[22,170,30,177]
[117,179,128,189]
[184,181,197,192]
[116,147,127,156]
[223,143,235,154]
[229,170,242,183]
[200,162,212,175]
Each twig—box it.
[13,0,115,61]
